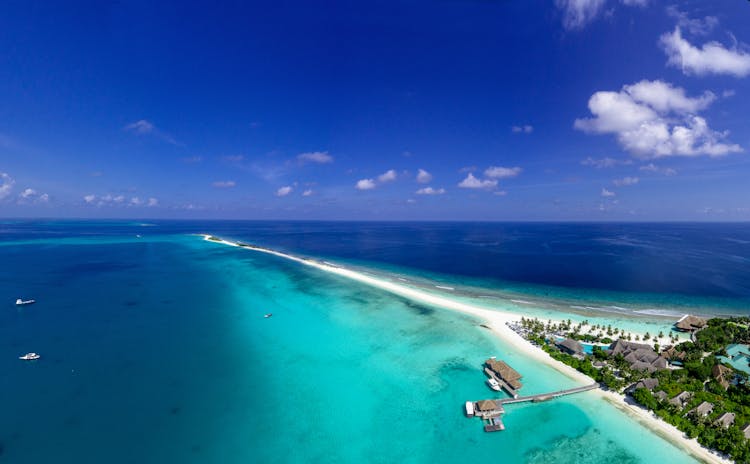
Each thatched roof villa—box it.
[674,315,707,332]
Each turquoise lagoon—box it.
[0,232,705,463]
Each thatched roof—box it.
[668,391,693,407]
[637,378,659,391]
[662,346,686,361]
[609,339,652,355]
[715,412,735,428]
[556,338,584,354]
[654,390,669,402]
[712,364,733,390]
[674,315,707,331]
[486,359,522,382]
[743,423,750,439]
[476,400,498,411]
[691,401,714,417]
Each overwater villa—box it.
[484,358,523,397]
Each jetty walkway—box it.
[496,382,599,405]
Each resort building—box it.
[484,359,523,390]
[626,378,659,394]
[689,401,714,418]
[669,391,693,409]
[654,390,669,402]
[743,424,750,440]
[714,412,735,429]
[661,345,686,365]
[711,364,733,390]
[674,315,707,332]
[556,338,584,358]
[608,340,667,373]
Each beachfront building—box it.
[654,390,669,402]
[556,338,584,358]
[714,412,735,429]
[626,378,659,394]
[689,401,714,418]
[669,391,693,409]
[608,340,668,373]
[674,315,707,332]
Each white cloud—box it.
[555,0,606,30]
[416,168,432,183]
[574,80,741,158]
[113,195,125,203]
[212,180,236,188]
[222,155,245,162]
[124,120,154,134]
[581,157,632,168]
[377,169,397,183]
[297,151,333,164]
[356,178,376,190]
[613,176,639,186]
[484,166,522,179]
[84,194,96,204]
[458,173,498,190]
[660,27,750,78]
[130,197,143,206]
[276,186,293,197]
[415,187,446,195]
[621,0,647,5]
[512,125,534,134]
[147,198,158,207]
[601,188,616,197]
[17,188,49,204]
[0,173,15,200]
[639,163,677,176]
[666,7,718,36]
[302,189,313,196]
[182,156,203,164]
[124,119,180,145]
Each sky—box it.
[1,0,749,221]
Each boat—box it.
[486,377,502,391]
[264,313,273,318]
[16,298,35,306]
[19,352,40,360]
[464,401,475,417]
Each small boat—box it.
[19,353,40,360]
[16,298,35,306]
[464,401,475,417]
[486,378,502,391]
[264,313,273,318]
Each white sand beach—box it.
[203,235,731,464]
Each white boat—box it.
[464,401,475,417]
[16,298,35,306]
[486,378,502,391]
[19,352,40,360]
[264,313,273,318]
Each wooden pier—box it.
[466,383,599,432]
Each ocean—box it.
[2,220,747,463]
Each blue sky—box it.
[1,0,749,220]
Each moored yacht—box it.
[486,377,501,391]
[16,298,35,306]
[19,352,41,360]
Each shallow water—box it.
[0,227,704,463]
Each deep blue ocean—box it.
[1,220,747,463]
